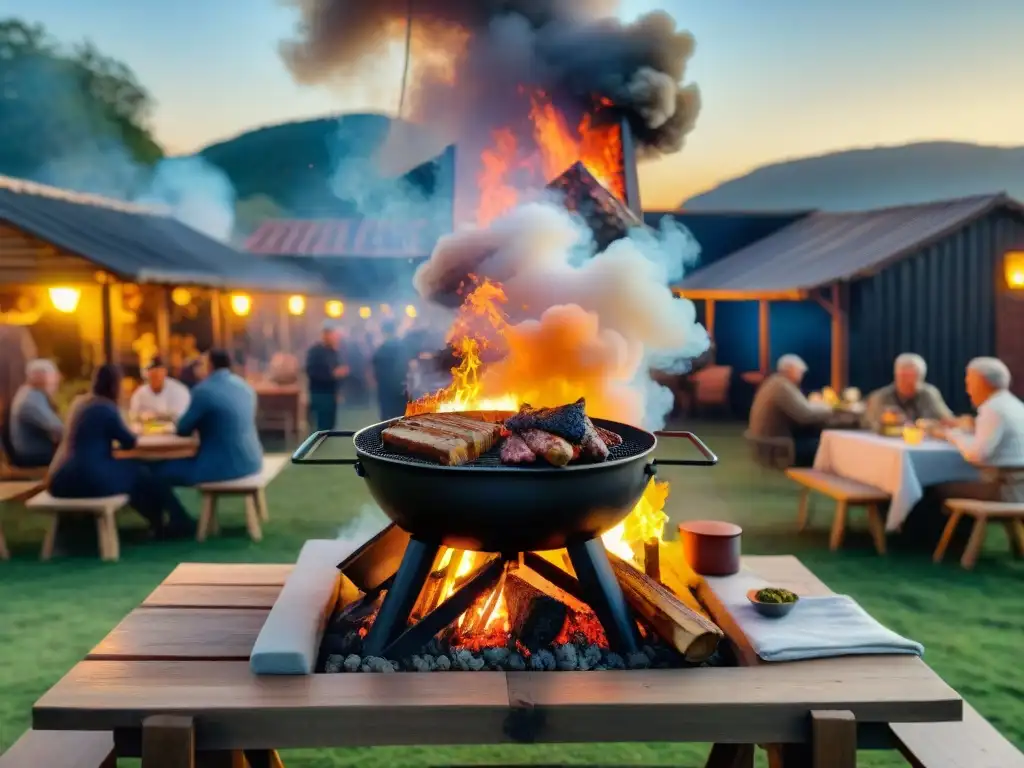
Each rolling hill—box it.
[683,142,1024,211]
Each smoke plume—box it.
[413,202,708,428]
[279,0,700,159]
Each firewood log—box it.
[505,573,568,651]
[608,552,723,662]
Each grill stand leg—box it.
[566,538,641,655]
[362,538,439,657]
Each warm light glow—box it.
[325,300,344,318]
[405,304,418,319]
[359,306,372,320]
[229,293,251,317]
[287,295,306,316]
[170,287,192,307]
[1006,252,1024,289]
[48,287,80,313]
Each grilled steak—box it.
[593,423,623,447]
[500,433,536,464]
[382,413,501,465]
[520,429,574,467]
[504,399,588,443]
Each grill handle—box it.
[650,431,718,467]
[291,430,361,469]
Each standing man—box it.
[305,322,349,432]
[372,321,412,420]
[129,356,191,423]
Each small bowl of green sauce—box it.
[746,587,799,618]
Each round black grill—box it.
[352,415,656,471]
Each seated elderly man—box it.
[863,353,954,431]
[129,356,191,423]
[4,359,64,468]
[935,357,1024,503]
[748,354,833,467]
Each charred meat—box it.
[593,423,624,447]
[520,429,574,467]
[500,433,536,464]
[504,399,589,443]
[382,413,501,466]
[580,419,610,461]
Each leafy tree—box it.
[0,18,163,187]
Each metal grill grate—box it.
[353,416,656,470]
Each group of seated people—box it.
[1,350,264,546]
[749,351,1024,502]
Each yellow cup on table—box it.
[902,425,925,445]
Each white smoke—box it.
[137,156,237,242]
[413,202,708,428]
[336,504,390,544]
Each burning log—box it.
[546,162,643,252]
[505,573,568,652]
[607,551,723,662]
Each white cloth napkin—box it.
[718,571,924,662]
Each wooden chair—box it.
[196,455,289,543]
[26,491,129,562]
[743,430,795,471]
[0,480,45,560]
[690,365,733,417]
[256,389,302,444]
[934,466,1024,570]
[0,729,115,768]
[785,468,890,554]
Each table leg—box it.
[244,750,286,768]
[142,714,195,768]
[704,742,754,767]
[811,710,856,768]
[195,752,247,767]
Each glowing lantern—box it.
[230,293,252,317]
[287,295,306,316]
[405,304,417,319]
[171,287,192,307]
[48,287,81,313]
[1005,252,1024,289]
[325,300,344,318]
[359,306,372,320]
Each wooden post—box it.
[705,299,716,347]
[156,286,171,361]
[142,714,194,767]
[210,290,225,350]
[811,710,856,768]
[758,300,771,373]
[100,283,114,363]
[279,296,292,354]
[830,283,849,391]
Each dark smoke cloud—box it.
[279,0,700,157]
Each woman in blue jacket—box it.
[48,364,195,538]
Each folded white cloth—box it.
[717,571,924,662]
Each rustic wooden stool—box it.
[196,455,289,543]
[934,499,1024,569]
[26,491,129,562]
[785,468,890,554]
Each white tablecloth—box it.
[813,431,979,531]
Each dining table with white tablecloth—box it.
[813,430,980,531]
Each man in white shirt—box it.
[936,357,1024,503]
[129,356,191,423]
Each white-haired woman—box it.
[862,353,954,432]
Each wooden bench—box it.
[892,701,1024,768]
[0,729,115,767]
[743,430,794,470]
[0,480,45,560]
[196,454,289,543]
[26,491,129,562]
[785,468,890,554]
[934,499,1024,570]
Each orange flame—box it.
[474,89,625,224]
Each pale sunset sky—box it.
[6,0,1024,207]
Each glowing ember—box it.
[475,89,625,225]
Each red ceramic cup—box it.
[678,520,742,576]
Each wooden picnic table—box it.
[115,433,198,461]
[29,557,962,767]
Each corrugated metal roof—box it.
[676,194,1024,297]
[0,175,326,293]
[245,218,444,257]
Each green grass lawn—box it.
[1,413,1022,767]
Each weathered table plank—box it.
[163,563,293,587]
[87,608,269,661]
[142,584,282,610]
[34,661,513,750]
